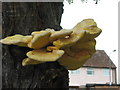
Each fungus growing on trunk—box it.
[0,34,32,47]
[28,31,51,49]
[0,19,102,70]
[22,58,43,66]
[53,31,85,49]
[26,49,64,62]
[49,29,73,42]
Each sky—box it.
[61,0,119,82]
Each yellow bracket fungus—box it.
[49,29,73,42]
[47,46,59,51]
[0,34,32,47]
[73,19,102,41]
[0,19,102,70]
[22,58,43,66]
[26,49,64,62]
[28,31,51,49]
[53,31,85,49]
[58,49,91,70]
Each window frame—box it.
[87,68,94,76]
[69,69,80,75]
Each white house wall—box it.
[69,67,116,86]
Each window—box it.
[69,69,80,75]
[103,69,110,76]
[87,68,94,75]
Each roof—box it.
[83,50,116,69]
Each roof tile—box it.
[83,50,116,68]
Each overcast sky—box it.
[61,0,119,81]
[61,0,118,67]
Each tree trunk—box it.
[2,2,69,89]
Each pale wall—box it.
[69,67,116,86]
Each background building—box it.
[69,50,117,86]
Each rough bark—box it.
[2,2,69,89]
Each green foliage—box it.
[66,0,100,4]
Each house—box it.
[69,50,117,87]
